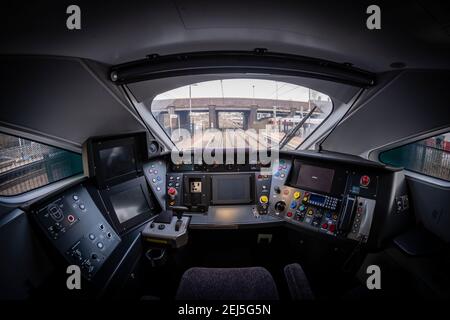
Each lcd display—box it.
[296,164,335,193]
[309,193,326,204]
[99,144,136,180]
[109,185,150,224]
[211,174,252,204]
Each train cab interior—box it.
[1,1,450,303]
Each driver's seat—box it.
[175,266,279,300]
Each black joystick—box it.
[172,206,189,231]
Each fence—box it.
[0,145,82,196]
[408,143,450,180]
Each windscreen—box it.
[146,79,332,151]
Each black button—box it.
[158,224,165,230]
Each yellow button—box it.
[303,197,308,202]
[293,191,301,199]
[260,195,269,204]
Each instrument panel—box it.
[270,158,378,241]
[145,152,384,243]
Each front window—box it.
[147,79,332,151]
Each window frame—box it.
[0,131,84,197]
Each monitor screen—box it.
[99,144,136,180]
[211,174,252,204]
[295,164,335,194]
[109,185,150,224]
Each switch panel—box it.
[347,197,376,242]
[33,185,120,279]
[144,160,167,209]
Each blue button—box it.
[290,201,297,209]
[157,176,161,181]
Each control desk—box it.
[144,152,389,244]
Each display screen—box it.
[309,193,326,204]
[109,185,150,224]
[295,164,335,193]
[211,174,252,204]
[99,144,136,180]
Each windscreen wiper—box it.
[279,105,317,150]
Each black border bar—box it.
[109,49,376,87]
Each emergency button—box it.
[168,187,177,196]
[360,175,370,187]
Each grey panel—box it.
[143,160,167,210]
[407,176,450,243]
[0,56,145,147]
[189,205,281,228]
[323,70,450,155]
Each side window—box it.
[0,133,83,196]
[379,132,450,181]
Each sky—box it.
[154,79,330,102]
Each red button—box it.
[168,187,177,196]
[67,215,75,223]
[329,224,336,233]
[321,223,328,229]
[360,175,370,187]
[287,212,293,217]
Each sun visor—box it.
[0,56,145,150]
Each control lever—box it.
[338,196,356,233]
[172,206,189,231]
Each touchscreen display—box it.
[211,174,252,204]
[99,144,136,180]
[109,186,150,224]
[296,164,335,193]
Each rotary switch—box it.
[274,201,286,213]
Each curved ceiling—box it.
[1,0,450,72]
